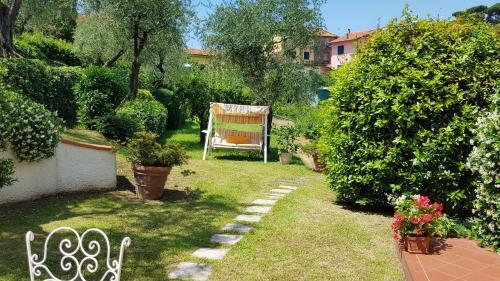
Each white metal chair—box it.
[26,227,131,281]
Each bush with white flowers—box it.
[467,94,499,251]
[0,89,62,162]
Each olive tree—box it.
[79,0,191,98]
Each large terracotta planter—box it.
[311,153,326,172]
[405,237,431,254]
[279,152,293,164]
[132,164,172,200]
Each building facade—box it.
[329,29,375,69]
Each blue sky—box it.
[187,0,497,49]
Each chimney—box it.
[347,28,351,39]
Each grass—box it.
[0,122,403,281]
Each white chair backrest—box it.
[26,227,131,281]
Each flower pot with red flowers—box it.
[299,142,326,172]
[127,132,188,200]
[391,195,444,254]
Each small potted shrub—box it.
[127,131,188,200]
[274,125,298,164]
[392,195,444,254]
[300,142,325,172]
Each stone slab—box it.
[268,193,286,198]
[168,262,212,281]
[222,223,253,233]
[279,185,298,190]
[270,188,292,194]
[245,205,272,214]
[252,199,278,205]
[234,214,262,222]
[210,234,243,245]
[192,248,229,260]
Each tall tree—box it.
[80,0,190,98]
[453,3,500,23]
[15,0,77,41]
[0,0,22,57]
[203,0,324,144]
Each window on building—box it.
[303,51,310,60]
[337,45,345,55]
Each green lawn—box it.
[0,122,403,281]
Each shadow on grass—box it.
[335,201,395,218]
[0,184,241,280]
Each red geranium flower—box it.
[411,216,419,225]
[415,229,425,236]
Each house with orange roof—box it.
[329,29,375,69]
[297,29,338,74]
[187,48,213,64]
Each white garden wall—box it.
[0,140,116,204]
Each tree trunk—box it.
[266,106,273,154]
[199,114,208,144]
[129,57,141,99]
[0,1,22,58]
[153,52,165,88]
[104,48,124,67]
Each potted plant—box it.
[392,195,444,254]
[127,131,188,200]
[274,125,298,164]
[299,142,325,172]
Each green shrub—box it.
[320,13,499,216]
[274,125,298,153]
[0,89,63,162]
[15,33,80,66]
[274,103,322,140]
[0,129,15,189]
[152,88,188,130]
[0,58,81,123]
[127,131,188,167]
[97,113,141,141]
[74,66,129,128]
[467,95,499,251]
[117,91,168,135]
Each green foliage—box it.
[127,131,188,167]
[117,91,168,135]
[453,3,499,23]
[0,158,15,188]
[97,113,141,141]
[15,0,77,41]
[0,89,62,162]
[15,33,80,66]
[74,66,129,128]
[274,125,298,153]
[320,13,499,216]
[0,58,81,123]
[467,95,500,251]
[275,103,322,140]
[152,88,188,130]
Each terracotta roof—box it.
[187,48,211,56]
[316,29,337,38]
[329,30,375,44]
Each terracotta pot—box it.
[405,237,430,254]
[279,152,293,164]
[311,153,326,172]
[132,164,172,200]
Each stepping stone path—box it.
[192,248,229,260]
[168,262,212,281]
[245,205,272,214]
[168,181,300,280]
[252,199,277,205]
[235,214,262,222]
[270,188,293,194]
[210,234,243,245]
[222,223,253,233]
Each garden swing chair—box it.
[202,102,270,163]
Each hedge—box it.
[152,88,188,130]
[14,33,80,66]
[320,13,499,217]
[0,88,63,162]
[467,94,500,251]
[74,66,129,128]
[0,58,81,124]
[117,90,168,135]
